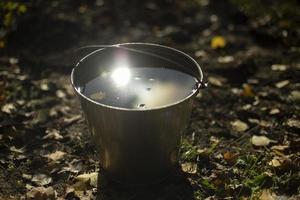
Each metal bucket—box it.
[71,43,205,184]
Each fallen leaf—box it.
[275,80,289,88]
[271,145,289,151]
[208,76,223,87]
[56,90,66,98]
[217,56,234,63]
[46,151,66,162]
[43,129,63,140]
[194,50,207,58]
[223,152,239,163]
[63,115,82,124]
[286,119,300,129]
[251,135,271,146]
[269,108,280,115]
[211,36,226,49]
[259,120,272,127]
[60,159,83,174]
[74,172,98,190]
[31,174,52,186]
[231,120,249,132]
[1,103,16,114]
[288,91,300,103]
[269,158,281,167]
[271,64,287,71]
[90,91,106,101]
[22,173,32,180]
[260,189,276,200]
[242,84,254,97]
[26,186,56,200]
[181,162,197,174]
[9,57,18,65]
[10,146,25,153]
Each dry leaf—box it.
[74,172,98,190]
[286,119,300,129]
[251,135,271,147]
[260,189,276,200]
[56,90,66,98]
[90,91,106,101]
[231,120,249,132]
[269,108,280,115]
[217,56,234,63]
[288,91,300,103]
[64,114,81,124]
[223,152,239,163]
[46,151,66,162]
[10,146,25,153]
[208,76,223,87]
[269,159,281,167]
[271,64,287,71]
[275,80,289,88]
[181,162,197,174]
[1,103,16,114]
[26,186,56,200]
[31,174,52,186]
[194,50,207,58]
[211,36,226,49]
[43,129,63,140]
[242,84,254,97]
[271,145,289,151]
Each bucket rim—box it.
[71,42,204,112]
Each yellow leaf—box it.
[18,4,27,13]
[211,36,226,49]
[242,84,254,97]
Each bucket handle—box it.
[74,44,207,91]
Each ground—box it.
[0,0,299,199]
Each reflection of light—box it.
[111,67,131,87]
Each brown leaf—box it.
[242,84,254,97]
[26,186,56,200]
[223,152,239,163]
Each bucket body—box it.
[71,43,204,184]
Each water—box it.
[78,67,198,109]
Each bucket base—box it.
[98,164,179,186]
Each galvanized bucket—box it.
[71,43,205,184]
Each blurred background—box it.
[1,0,299,68]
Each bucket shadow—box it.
[96,166,195,200]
